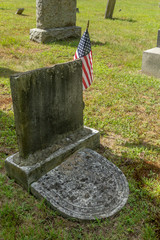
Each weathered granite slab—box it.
[36,0,76,29]
[5,127,100,190]
[30,26,81,43]
[142,47,160,78]
[10,60,83,158]
[30,0,81,43]
[31,148,129,220]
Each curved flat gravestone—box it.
[31,149,129,220]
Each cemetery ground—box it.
[0,0,160,239]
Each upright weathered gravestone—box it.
[105,0,116,19]
[142,30,160,78]
[30,0,81,43]
[5,60,100,190]
[5,60,129,220]
[10,61,83,158]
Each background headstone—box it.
[157,29,160,47]
[36,0,75,29]
[142,47,160,78]
[76,8,79,13]
[105,0,116,19]
[142,29,160,78]
[30,0,81,43]
[15,8,24,15]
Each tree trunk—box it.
[105,0,116,19]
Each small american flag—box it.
[74,28,93,90]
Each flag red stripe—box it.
[74,50,78,60]
[82,68,90,87]
[82,67,90,87]
[82,71,90,89]
[82,57,91,86]
[84,55,92,84]
[89,51,93,77]
[82,74,88,89]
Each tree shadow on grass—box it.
[46,38,80,48]
[0,67,20,78]
[46,39,108,47]
[16,14,29,17]
[97,141,160,236]
[112,17,137,23]
[123,141,160,153]
[91,41,109,46]
[98,141,160,196]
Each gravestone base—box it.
[30,26,81,43]
[142,47,160,78]
[5,127,100,190]
[31,148,129,220]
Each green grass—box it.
[0,0,160,239]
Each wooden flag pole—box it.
[87,20,89,30]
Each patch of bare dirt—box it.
[0,95,12,110]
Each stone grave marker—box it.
[142,29,160,78]
[157,29,160,47]
[5,60,100,190]
[15,8,24,15]
[105,0,116,19]
[5,59,129,220]
[31,148,129,220]
[30,0,81,43]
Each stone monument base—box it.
[31,148,129,220]
[30,26,81,43]
[142,47,160,78]
[5,127,100,190]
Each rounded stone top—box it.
[31,148,129,220]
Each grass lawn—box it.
[0,0,160,239]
